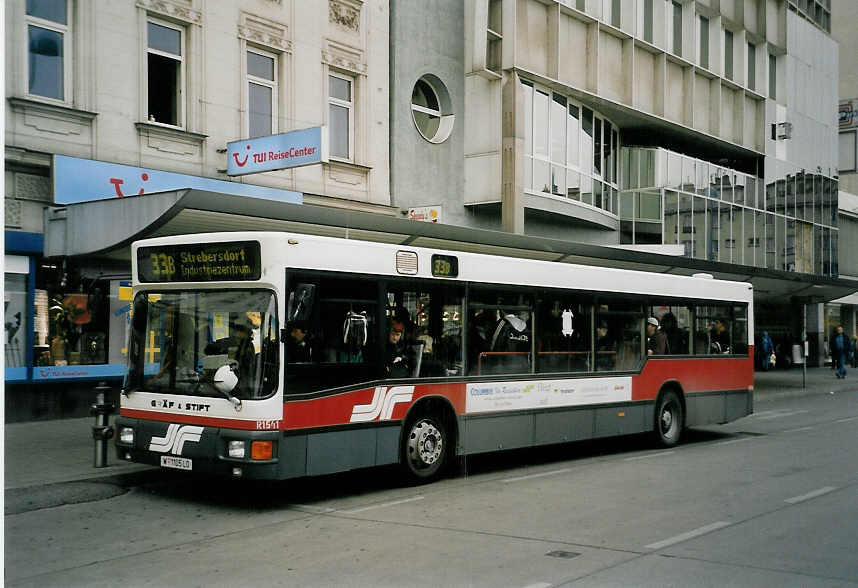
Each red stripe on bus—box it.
[632,350,754,400]
[283,382,466,430]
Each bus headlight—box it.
[228,440,246,458]
[119,427,135,444]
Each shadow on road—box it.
[131,427,741,511]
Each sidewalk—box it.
[4,367,857,491]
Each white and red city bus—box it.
[115,231,754,481]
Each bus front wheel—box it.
[402,414,447,482]
[654,390,684,447]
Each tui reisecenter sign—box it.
[226,126,328,176]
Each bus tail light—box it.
[251,441,273,460]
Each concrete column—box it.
[501,71,524,234]
[806,302,825,367]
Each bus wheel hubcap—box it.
[661,409,673,432]
[409,420,442,467]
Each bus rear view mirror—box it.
[288,284,316,323]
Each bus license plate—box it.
[160,456,192,471]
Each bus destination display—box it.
[431,254,458,278]
[137,241,262,282]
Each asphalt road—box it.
[5,390,858,587]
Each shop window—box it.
[26,0,70,102]
[46,282,110,366]
[4,272,28,368]
[147,19,184,126]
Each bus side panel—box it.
[534,409,596,444]
[459,402,652,456]
[283,383,466,430]
[280,425,401,478]
[461,413,534,454]
[633,354,754,426]
[594,404,648,438]
[631,355,754,402]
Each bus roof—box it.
[132,231,753,304]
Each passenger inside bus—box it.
[710,318,730,354]
[595,320,616,370]
[385,317,413,378]
[660,312,688,355]
[204,314,256,394]
[287,323,314,363]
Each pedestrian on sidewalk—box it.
[832,326,852,379]
[852,335,858,369]
[759,331,775,371]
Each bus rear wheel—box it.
[402,414,447,482]
[654,390,684,447]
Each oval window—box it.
[411,75,454,144]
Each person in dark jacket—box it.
[759,331,775,371]
[646,317,667,355]
[832,326,852,379]
[385,318,412,378]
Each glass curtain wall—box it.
[522,79,620,216]
[620,147,839,277]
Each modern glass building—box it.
[389,0,849,365]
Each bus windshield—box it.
[126,290,278,399]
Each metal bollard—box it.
[90,381,115,468]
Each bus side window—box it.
[384,285,463,378]
[467,289,532,376]
[536,297,592,374]
[285,275,378,394]
[648,304,691,355]
[597,300,643,371]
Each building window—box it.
[522,79,619,212]
[699,16,709,69]
[671,1,682,57]
[840,131,857,172]
[769,53,777,99]
[329,73,354,160]
[747,43,755,90]
[610,0,621,27]
[247,48,277,138]
[147,20,184,126]
[26,0,70,101]
[487,0,502,74]
[411,75,454,144]
[643,0,653,43]
[724,30,734,80]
